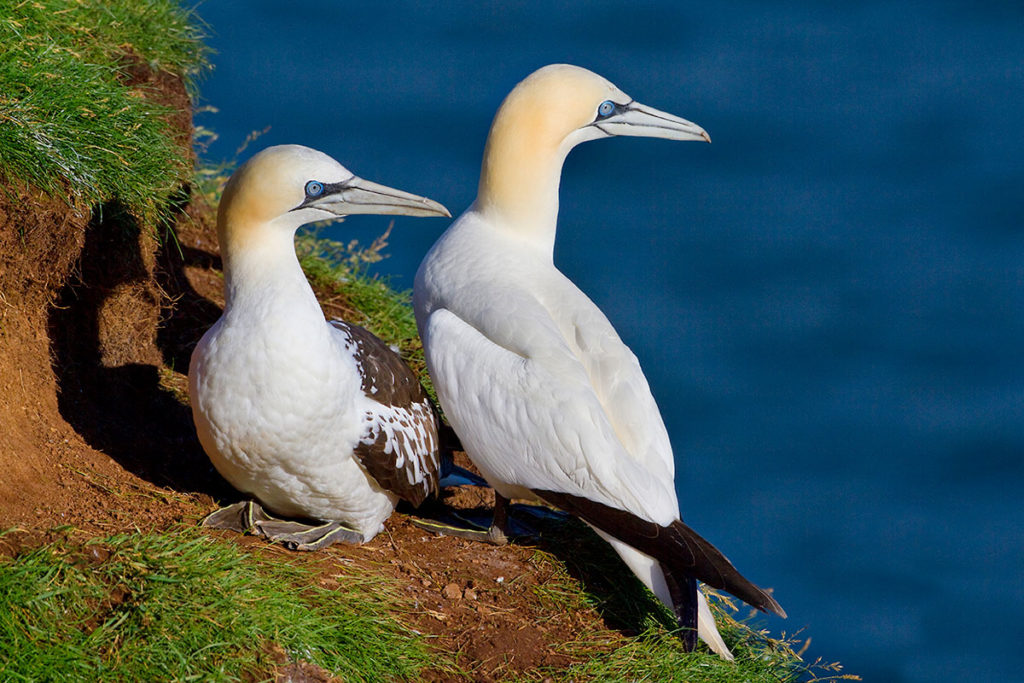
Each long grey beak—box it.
[311,176,451,218]
[593,101,711,143]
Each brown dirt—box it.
[0,60,647,682]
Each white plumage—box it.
[415,65,783,656]
[419,220,676,520]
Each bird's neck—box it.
[219,222,320,320]
[475,122,570,256]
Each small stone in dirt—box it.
[88,546,110,563]
[464,587,478,600]
[442,582,462,600]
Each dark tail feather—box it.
[438,463,488,488]
[662,563,698,651]
[667,519,786,618]
[532,489,786,619]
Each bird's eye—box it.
[305,180,324,197]
[597,100,616,118]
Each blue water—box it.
[194,2,1024,680]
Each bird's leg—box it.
[486,492,511,544]
[201,500,363,551]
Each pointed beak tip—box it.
[607,102,711,145]
[335,176,452,219]
[425,199,451,218]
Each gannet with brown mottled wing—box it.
[414,65,785,657]
[190,144,451,551]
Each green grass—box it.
[0,527,433,681]
[0,0,208,213]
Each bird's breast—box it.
[190,312,364,474]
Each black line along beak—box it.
[298,176,451,218]
[592,101,710,143]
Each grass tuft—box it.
[0,0,208,214]
[0,527,433,681]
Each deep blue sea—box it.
[194,2,1024,680]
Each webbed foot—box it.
[254,518,364,551]
[202,501,272,532]
[201,500,363,551]
[412,514,510,545]
[411,493,566,545]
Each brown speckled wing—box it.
[330,320,441,506]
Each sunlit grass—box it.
[0,0,208,213]
[0,527,433,681]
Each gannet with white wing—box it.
[414,65,785,657]
[190,144,452,551]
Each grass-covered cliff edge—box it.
[0,2,855,680]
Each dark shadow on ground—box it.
[154,186,223,373]
[47,196,229,499]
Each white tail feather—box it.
[697,588,734,660]
[591,526,735,660]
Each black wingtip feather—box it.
[669,519,786,618]
[662,563,698,651]
[532,489,786,619]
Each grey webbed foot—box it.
[254,518,364,551]
[201,500,363,550]
[202,500,272,532]
[412,493,565,545]
[412,514,510,545]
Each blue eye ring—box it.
[597,100,616,118]
[305,180,324,197]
